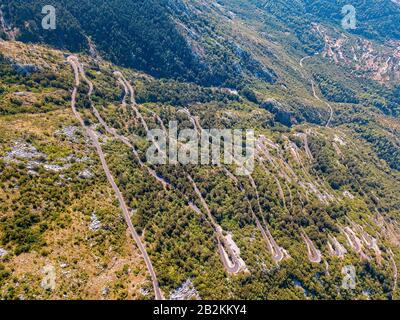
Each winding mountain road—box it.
[187,175,243,274]
[327,234,347,258]
[68,56,163,300]
[111,70,243,275]
[389,248,398,297]
[181,108,285,264]
[299,54,334,128]
[248,175,285,262]
[301,230,322,263]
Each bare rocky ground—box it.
[170,279,200,300]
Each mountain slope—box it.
[1,39,400,300]
[1,0,278,87]
[1,0,400,300]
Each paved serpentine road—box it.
[67,56,163,300]
[301,230,322,263]
[105,67,241,274]
[300,54,334,127]
[187,175,242,274]
[389,248,398,297]
[181,108,284,266]
[107,83,243,274]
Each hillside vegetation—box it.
[0,0,400,300]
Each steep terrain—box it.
[1,0,400,300]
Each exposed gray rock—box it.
[89,213,102,232]
[12,63,40,75]
[79,169,94,179]
[4,141,46,162]
[40,264,56,291]
[3,141,76,174]
[0,8,17,41]
[170,279,200,300]
[56,126,83,143]
[0,248,8,259]
[139,288,150,296]
[76,156,93,163]
[43,164,71,172]
[101,287,109,296]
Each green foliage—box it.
[358,127,400,171]
[0,55,70,115]
[135,79,239,106]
